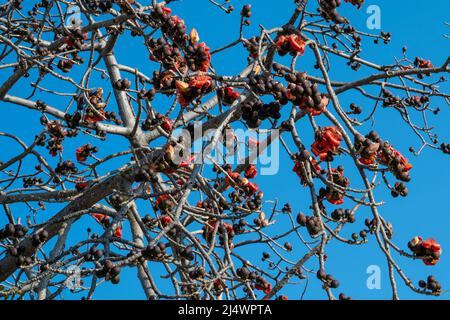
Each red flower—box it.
[293,161,302,175]
[255,280,272,294]
[161,116,173,132]
[219,86,240,106]
[155,194,171,210]
[359,158,373,165]
[76,145,89,162]
[223,222,234,234]
[170,15,184,26]
[225,170,259,196]
[213,279,223,289]
[159,215,173,226]
[177,93,190,108]
[161,6,172,15]
[408,236,442,266]
[83,109,105,123]
[91,213,109,224]
[176,74,213,107]
[162,155,195,174]
[49,141,63,157]
[422,239,441,253]
[423,259,439,266]
[327,196,344,205]
[189,74,213,89]
[245,182,259,195]
[358,141,380,166]
[378,145,413,171]
[75,179,88,191]
[225,171,241,187]
[414,57,434,69]
[311,127,343,161]
[180,155,195,167]
[244,164,258,179]
[276,34,306,55]
[163,154,194,174]
[114,226,122,238]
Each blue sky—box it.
[0,0,449,300]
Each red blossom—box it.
[189,74,213,89]
[83,109,105,123]
[357,141,380,166]
[196,201,204,208]
[408,236,442,266]
[255,280,272,294]
[245,182,259,195]
[225,171,241,187]
[76,145,89,162]
[161,116,173,132]
[219,86,240,106]
[311,127,343,161]
[327,196,344,205]
[163,154,194,174]
[244,164,258,179]
[159,215,173,226]
[422,239,441,252]
[276,34,306,55]
[161,6,172,15]
[293,161,302,176]
[414,57,434,69]
[213,279,223,289]
[176,74,213,107]
[155,194,171,209]
[114,226,122,238]
[203,219,235,245]
[378,145,413,172]
[223,222,234,234]
[359,157,374,165]
[91,213,109,225]
[49,141,63,157]
[75,179,88,191]
[400,65,414,71]
[177,93,190,107]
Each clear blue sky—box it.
[0,0,449,300]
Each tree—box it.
[0,0,448,300]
